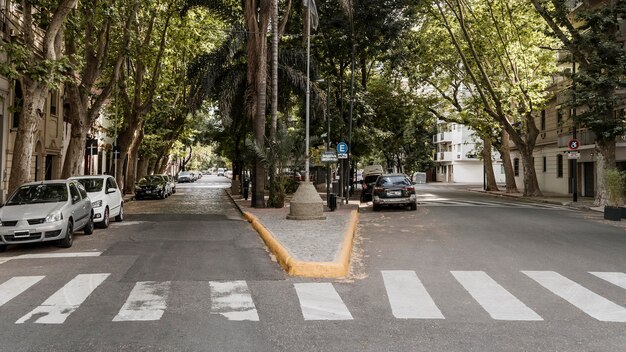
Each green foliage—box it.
[603,168,625,207]
[0,42,72,87]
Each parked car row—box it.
[176,171,202,183]
[135,174,176,200]
[358,165,418,211]
[0,175,125,252]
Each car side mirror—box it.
[107,188,117,194]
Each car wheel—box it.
[373,204,381,212]
[410,202,417,211]
[84,213,94,235]
[98,207,110,228]
[58,221,74,248]
[115,204,124,222]
[0,245,6,253]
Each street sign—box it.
[336,142,348,154]
[568,138,580,150]
[337,152,348,159]
[321,151,338,163]
[568,151,580,159]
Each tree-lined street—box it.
[0,179,625,351]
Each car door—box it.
[107,177,122,215]
[69,182,88,228]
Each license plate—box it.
[14,231,30,238]
[388,191,401,196]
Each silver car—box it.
[0,180,94,252]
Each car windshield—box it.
[139,175,162,183]
[75,178,104,193]
[6,184,68,205]
[377,176,410,187]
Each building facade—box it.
[433,121,505,184]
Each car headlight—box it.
[92,200,102,208]
[45,211,63,223]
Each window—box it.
[557,109,564,126]
[106,177,117,191]
[557,154,563,178]
[543,157,547,173]
[50,90,58,116]
[77,183,88,199]
[541,110,546,131]
[69,184,81,203]
[514,158,520,177]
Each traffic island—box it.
[286,181,326,220]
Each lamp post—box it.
[286,0,325,220]
[572,58,577,202]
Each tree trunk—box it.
[138,157,149,178]
[500,129,518,193]
[482,138,499,191]
[61,86,90,178]
[595,140,615,206]
[124,126,144,195]
[8,81,46,195]
[519,145,542,197]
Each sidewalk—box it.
[228,191,359,278]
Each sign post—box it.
[568,138,579,202]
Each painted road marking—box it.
[15,273,110,324]
[590,272,626,290]
[0,252,102,265]
[113,281,171,321]
[452,271,543,321]
[382,270,444,319]
[209,281,259,321]
[0,276,45,307]
[523,271,626,322]
[295,283,353,321]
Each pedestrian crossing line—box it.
[0,276,45,307]
[381,270,444,319]
[589,272,626,291]
[113,281,171,322]
[209,281,259,321]
[523,271,626,322]
[15,273,110,324]
[452,271,543,321]
[295,283,353,321]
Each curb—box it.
[242,210,358,278]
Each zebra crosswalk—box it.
[1,270,625,325]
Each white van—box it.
[360,165,384,202]
[217,168,225,176]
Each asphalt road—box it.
[1,179,625,351]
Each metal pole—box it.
[304,0,311,182]
[114,84,118,180]
[326,82,330,204]
[572,59,577,202]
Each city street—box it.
[0,179,626,351]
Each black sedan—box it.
[371,173,417,211]
[135,175,169,200]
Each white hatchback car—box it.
[0,180,94,251]
[70,175,124,228]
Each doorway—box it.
[583,162,595,197]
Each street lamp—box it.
[286,0,325,220]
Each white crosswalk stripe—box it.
[295,283,353,320]
[15,273,110,324]
[452,271,543,321]
[416,197,565,209]
[382,270,444,319]
[209,281,259,321]
[113,281,171,322]
[589,272,626,290]
[523,271,626,322]
[0,276,45,307]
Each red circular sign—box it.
[568,139,580,150]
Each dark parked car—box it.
[371,173,417,211]
[135,175,169,200]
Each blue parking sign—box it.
[337,142,348,154]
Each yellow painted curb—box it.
[243,210,359,278]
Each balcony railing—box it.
[557,129,596,148]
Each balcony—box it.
[435,151,453,162]
[557,129,596,148]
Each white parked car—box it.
[0,180,94,252]
[70,175,124,228]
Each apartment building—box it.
[510,0,626,197]
[0,1,69,201]
[433,121,505,184]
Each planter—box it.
[604,206,622,221]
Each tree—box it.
[61,0,134,178]
[427,0,557,196]
[0,0,77,194]
[530,0,626,205]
